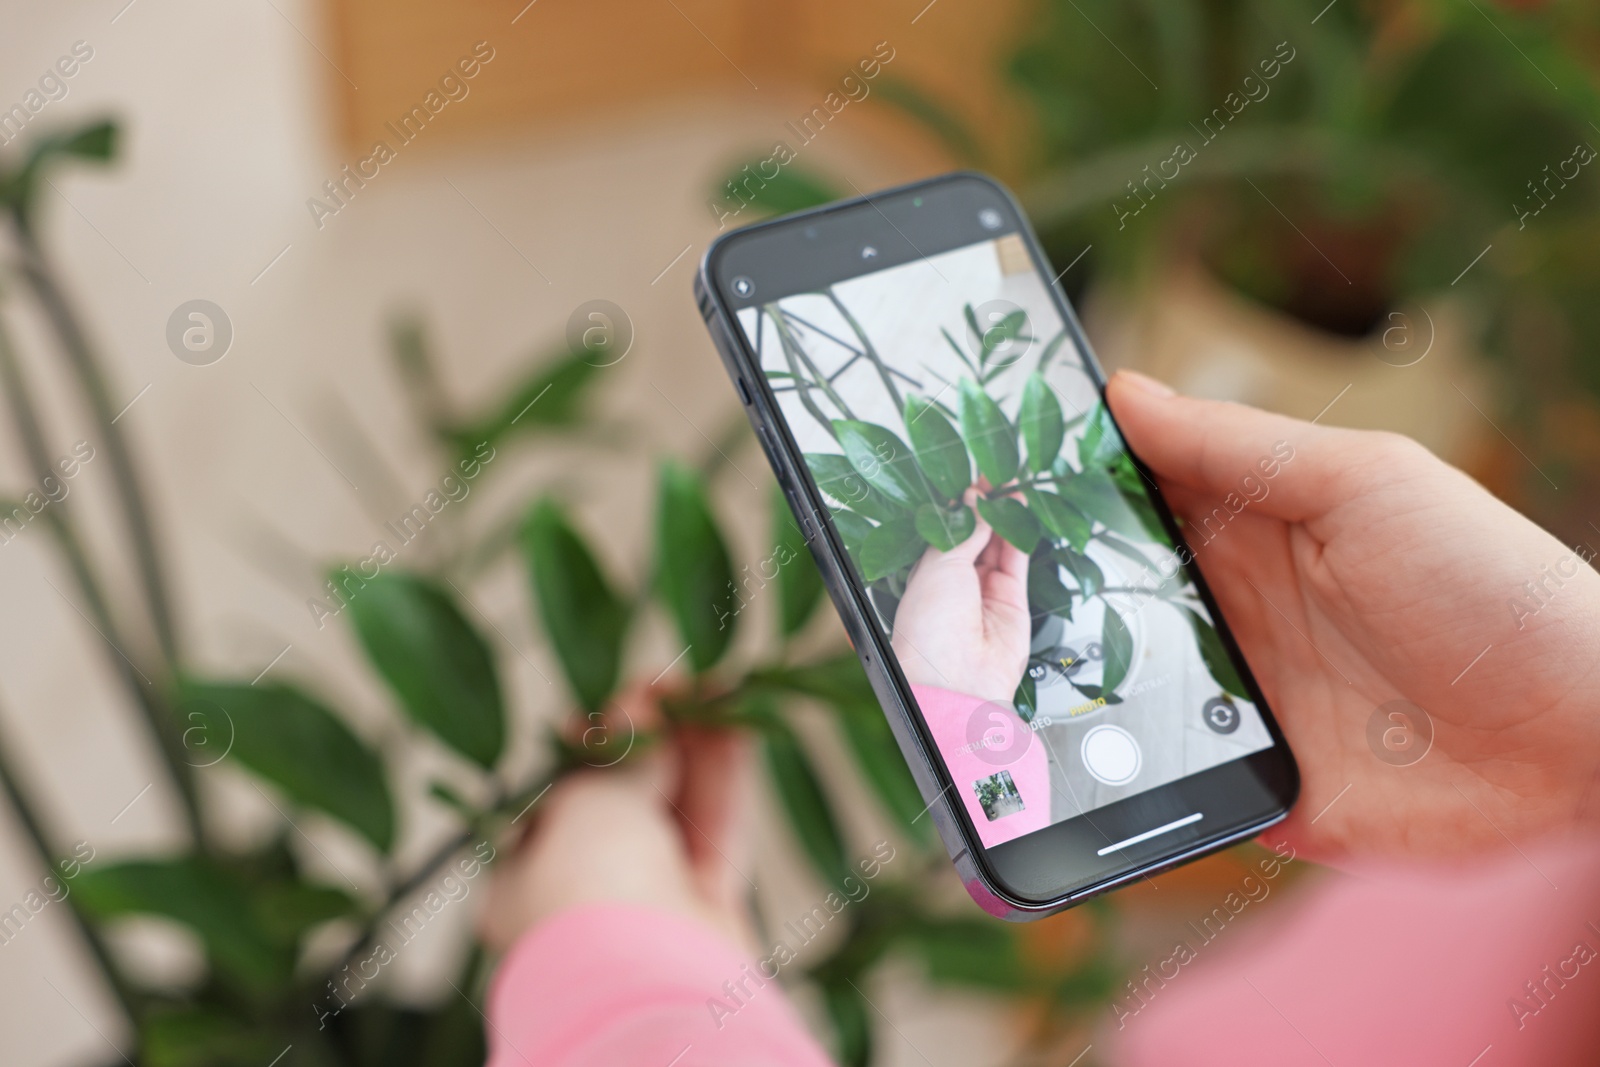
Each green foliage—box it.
[1018,373,1065,475]
[345,572,505,768]
[711,160,841,219]
[820,978,874,1067]
[181,681,395,852]
[0,117,1129,1067]
[522,497,630,711]
[763,714,851,890]
[0,118,118,218]
[903,394,972,499]
[904,915,1031,990]
[768,292,1246,706]
[859,514,926,581]
[450,344,602,453]
[958,379,1019,487]
[772,484,825,637]
[74,856,355,994]
[834,418,927,508]
[655,461,737,672]
[914,501,976,552]
[755,653,934,847]
[1182,604,1249,700]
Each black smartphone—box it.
[695,172,1298,920]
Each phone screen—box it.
[732,230,1277,853]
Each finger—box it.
[673,727,756,902]
[978,534,1031,620]
[1106,370,1369,523]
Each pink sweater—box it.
[484,903,835,1067]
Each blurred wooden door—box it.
[322,0,1024,162]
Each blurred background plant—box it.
[0,120,1122,1067]
[718,0,1600,543]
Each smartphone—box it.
[695,172,1298,920]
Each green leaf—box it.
[832,420,927,508]
[1015,670,1039,721]
[859,514,927,581]
[820,979,874,1067]
[1056,547,1105,598]
[914,501,976,553]
[763,717,850,888]
[5,120,119,215]
[656,462,738,673]
[344,572,504,768]
[1100,605,1133,694]
[772,485,824,638]
[941,326,982,378]
[906,917,1029,990]
[1056,470,1149,540]
[712,161,840,218]
[831,509,876,557]
[454,345,601,453]
[1180,605,1249,700]
[1096,530,1157,568]
[522,498,630,711]
[74,858,292,992]
[903,395,972,499]
[181,682,394,852]
[1027,552,1075,618]
[834,700,933,846]
[751,652,877,708]
[806,452,901,523]
[1077,401,1122,470]
[24,120,119,175]
[976,496,1043,552]
[141,1009,281,1067]
[1018,373,1065,474]
[252,881,359,943]
[1024,486,1092,551]
[959,379,1019,487]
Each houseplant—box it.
[0,120,1118,1067]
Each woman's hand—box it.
[1108,370,1600,864]
[890,489,1033,705]
[479,688,759,955]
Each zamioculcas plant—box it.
[758,291,1246,721]
[0,119,1117,1067]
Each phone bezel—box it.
[696,171,1299,914]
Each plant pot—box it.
[1081,259,1493,468]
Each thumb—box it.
[1105,370,1363,523]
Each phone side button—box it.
[783,484,815,543]
[734,376,753,406]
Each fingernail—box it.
[1114,369,1176,398]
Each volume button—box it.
[783,483,815,543]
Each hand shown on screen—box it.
[891,489,1032,705]
[1107,369,1600,865]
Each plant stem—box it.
[769,306,855,427]
[12,227,180,670]
[0,311,204,844]
[0,707,142,1024]
[824,289,903,413]
[329,768,559,977]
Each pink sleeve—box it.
[485,902,836,1067]
[910,684,1050,848]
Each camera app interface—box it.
[737,234,1274,848]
